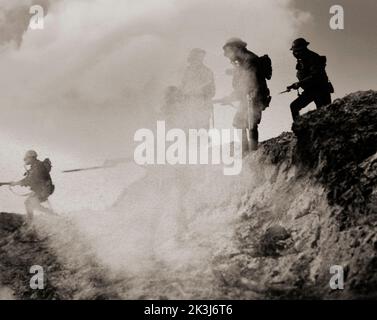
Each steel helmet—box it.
[24,150,38,159]
[223,38,247,50]
[189,48,206,56]
[290,38,310,50]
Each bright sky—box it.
[0,0,375,213]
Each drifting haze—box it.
[0,0,310,212]
[0,0,309,159]
[0,0,376,298]
[2,0,376,298]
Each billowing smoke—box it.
[0,0,53,47]
[0,0,310,162]
[0,0,311,297]
[0,0,311,208]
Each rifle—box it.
[62,156,134,173]
[62,166,107,173]
[279,85,295,95]
[0,182,12,187]
[279,84,301,96]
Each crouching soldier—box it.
[288,38,334,121]
[11,150,56,224]
[220,38,272,152]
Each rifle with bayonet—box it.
[0,182,12,187]
[279,84,295,94]
[62,156,134,174]
[279,83,301,95]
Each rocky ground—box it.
[0,213,124,299]
[213,90,377,299]
[0,91,376,299]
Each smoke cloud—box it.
[0,0,310,297]
[0,0,310,163]
[0,0,53,47]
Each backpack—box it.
[42,158,55,198]
[43,158,53,173]
[319,55,327,67]
[259,55,272,80]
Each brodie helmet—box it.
[223,38,247,50]
[290,38,310,51]
[24,150,38,159]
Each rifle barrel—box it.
[62,156,135,173]
[62,166,106,173]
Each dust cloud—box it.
[0,0,309,297]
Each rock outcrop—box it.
[214,91,377,299]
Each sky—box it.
[292,0,377,94]
[0,0,376,213]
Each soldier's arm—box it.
[296,57,326,88]
[218,90,241,104]
[18,164,43,187]
[18,174,32,187]
[296,72,317,87]
[11,175,29,187]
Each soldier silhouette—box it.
[288,38,334,121]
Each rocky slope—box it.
[0,213,123,299]
[213,90,377,299]
[1,90,376,299]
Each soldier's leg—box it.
[249,125,259,151]
[242,129,249,153]
[25,194,55,219]
[249,106,261,151]
[35,199,56,215]
[24,195,37,223]
[290,92,314,121]
[314,92,332,109]
[233,108,249,154]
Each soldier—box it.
[180,48,216,129]
[220,38,271,152]
[288,38,334,121]
[11,150,55,224]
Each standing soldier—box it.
[287,38,334,121]
[180,48,216,130]
[220,38,272,152]
[10,150,55,224]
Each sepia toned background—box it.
[0,0,376,212]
